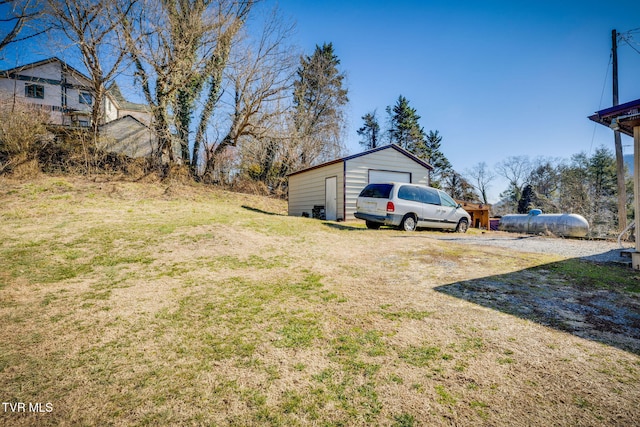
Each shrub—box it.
[0,97,51,175]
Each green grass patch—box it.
[379,306,433,321]
[276,314,323,348]
[399,344,443,367]
[541,259,640,292]
[204,254,289,270]
[1,243,95,283]
[435,384,457,406]
[393,413,417,427]
[332,328,387,358]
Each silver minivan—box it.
[354,182,471,232]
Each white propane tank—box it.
[498,211,589,238]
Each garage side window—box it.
[398,185,421,202]
[419,187,441,205]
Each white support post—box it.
[632,126,640,269]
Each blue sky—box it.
[277,0,640,201]
[2,1,639,202]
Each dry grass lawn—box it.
[1,176,639,426]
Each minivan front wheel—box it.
[455,219,469,233]
[400,214,417,232]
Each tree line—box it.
[355,95,626,236]
[491,149,626,236]
[0,0,628,235]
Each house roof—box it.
[99,114,151,130]
[588,98,640,137]
[0,57,92,86]
[287,144,434,177]
[106,82,150,112]
[0,58,150,111]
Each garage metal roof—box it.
[287,143,433,177]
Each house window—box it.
[25,83,44,99]
[79,92,93,105]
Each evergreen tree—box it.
[517,184,538,213]
[386,95,425,153]
[385,95,451,187]
[423,130,452,188]
[292,42,348,168]
[357,111,380,150]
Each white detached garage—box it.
[287,144,433,221]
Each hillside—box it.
[0,176,639,426]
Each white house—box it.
[287,144,433,221]
[0,57,151,127]
[0,57,160,159]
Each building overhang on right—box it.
[588,98,640,137]
[589,98,640,269]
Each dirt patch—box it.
[437,274,640,354]
[421,231,640,354]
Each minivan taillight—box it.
[386,201,395,212]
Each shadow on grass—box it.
[435,257,640,354]
[241,205,284,216]
[322,222,368,232]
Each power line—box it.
[618,29,640,55]
[589,53,612,155]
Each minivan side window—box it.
[397,185,421,202]
[419,187,441,205]
[359,183,393,198]
[439,191,458,208]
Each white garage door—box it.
[368,170,411,184]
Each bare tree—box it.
[121,0,254,169]
[202,5,297,180]
[495,155,532,204]
[45,0,136,143]
[466,161,495,204]
[191,1,254,173]
[0,0,46,55]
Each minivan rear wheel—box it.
[365,220,381,230]
[455,218,469,233]
[400,214,417,232]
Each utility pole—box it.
[612,29,627,231]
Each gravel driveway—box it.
[429,232,632,264]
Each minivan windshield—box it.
[439,191,458,208]
[359,183,393,198]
